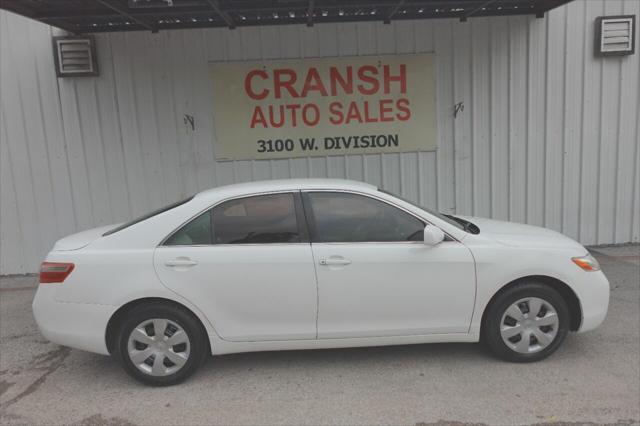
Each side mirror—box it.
[423,224,445,246]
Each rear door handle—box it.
[319,257,352,266]
[165,258,198,267]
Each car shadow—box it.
[64,332,592,389]
[198,341,490,374]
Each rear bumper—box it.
[32,285,116,355]
[575,271,610,333]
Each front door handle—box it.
[319,257,352,266]
[165,258,198,267]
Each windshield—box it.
[103,195,194,236]
[378,189,467,232]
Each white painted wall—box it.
[1,0,639,275]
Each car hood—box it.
[457,216,585,251]
[52,224,120,251]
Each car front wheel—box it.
[115,303,208,386]
[483,282,570,362]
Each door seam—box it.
[307,242,320,339]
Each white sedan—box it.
[33,179,609,386]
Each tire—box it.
[482,282,570,362]
[114,302,208,386]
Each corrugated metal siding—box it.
[1,0,639,275]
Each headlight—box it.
[572,254,601,272]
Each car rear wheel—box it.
[483,282,570,362]
[115,303,207,386]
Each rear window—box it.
[103,196,194,236]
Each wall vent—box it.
[595,15,636,56]
[52,36,99,77]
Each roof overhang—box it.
[1,0,574,34]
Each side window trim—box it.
[209,204,215,244]
[301,190,429,244]
[293,191,311,243]
[300,191,319,242]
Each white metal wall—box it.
[1,0,639,275]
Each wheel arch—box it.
[105,297,211,355]
[480,275,582,333]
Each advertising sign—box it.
[211,54,436,160]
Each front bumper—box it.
[575,270,610,333]
[32,285,116,355]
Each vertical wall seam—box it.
[560,5,568,234]
[182,30,203,190]
[147,33,170,203]
[399,154,405,196]
[31,28,60,232]
[594,0,605,243]
[469,20,475,216]
[72,79,97,224]
[524,17,530,224]
[432,21,439,211]
[542,13,549,227]
[202,28,217,187]
[1,107,28,273]
[107,34,133,218]
[576,3,587,242]
[488,19,493,218]
[125,33,151,209]
[92,80,115,222]
[450,20,456,212]
[632,34,640,242]
[612,51,623,241]
[50,28,79,231]
[507,17,512,221]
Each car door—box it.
[154,191,318,342]
[303,191,476,339]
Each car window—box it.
[164,210,212,246]
[305,192,425,243]
[212,193,300,244]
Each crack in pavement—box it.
[73,414,137,426]
[0,380,14,397]
[0,346,70,411]
[0,331,40,341]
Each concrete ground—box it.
[0,246,638,426]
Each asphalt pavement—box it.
[0,245,638,425]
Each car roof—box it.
[195,178,377,200]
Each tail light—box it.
[40,262,75,283]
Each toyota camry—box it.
[33,179,609,386]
